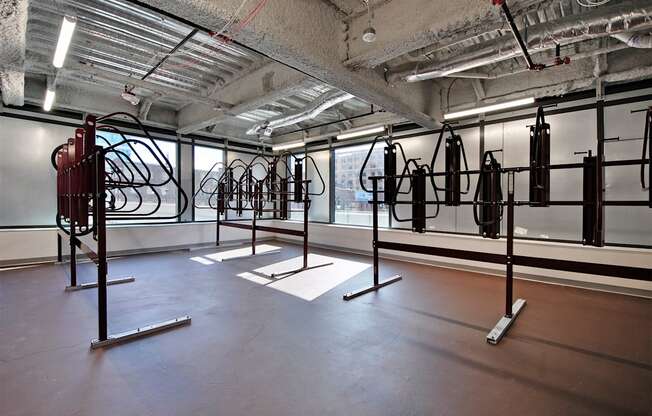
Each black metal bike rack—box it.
[344,110,651,345]
[52,113,191,349]
[529,107,551,206]
[192,151,332,277]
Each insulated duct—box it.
[612,31,652,48]
[247,90,354,136]
[393,0,652,82]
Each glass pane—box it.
[194,146,224,221]
[289,153,305,221]
[0,118,69,226]
[604,100,652,245]
[390,128,480,234]
[225,151,267,220]
[98,131,178,223]
[485,110,596,241]
[307,150,330,222]
[334,144,389,227]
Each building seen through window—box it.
[334,144,388,227]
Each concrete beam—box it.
[344,0,548,69]
[177,62,312,134]
[138,93,162,120]
[594,54,608,78]
[205,58,270,98]
[0,0,28,106]
[138,0,438,129]
[470,79,486,102]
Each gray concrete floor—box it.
[0,241,650,416]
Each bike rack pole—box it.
[57,233,63,263]
[343,178,402,300]
[303,182,309,269]
[68,172,77,287]
[96,150,108,342]
[252,207,257,256]
[506,172,514,317]
[372,179,379,287]
[487,172,526,344]
[216,198,220,247]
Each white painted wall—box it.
[0,222,271,264]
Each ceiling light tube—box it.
[53,16,77,68]
[336,125,386,141]
[272,140,305,152]
[444,97,535,120]
[43,89,56,112]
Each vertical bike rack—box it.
[52,113,191,349]
[192,150,333,277]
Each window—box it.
[390,129,480,234]
[334,144,388,227]
[194,146,224,221]
[305,150,330,222]
[288,152,305,221]
[288,151,330,222]
[99,131,178,223]
[0,118,70,226]
[604,100,652,245]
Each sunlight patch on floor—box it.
[189,256,215,265]
[204,244,281,261]
[237,271,273,285]
[237,254,371,301]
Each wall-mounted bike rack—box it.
[344,109,651,345]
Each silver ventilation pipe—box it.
[441,42,630,80]
[392,0,652,82]
[612,31,652,48]
[246,90,354,136]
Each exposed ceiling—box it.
[27,0,268,110]
[1,0,652,146]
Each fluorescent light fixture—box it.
[272,140,304,152]
[336,125,385,141]
[43,89,56,112]
[52,16,77,68]
[444,97,535,120]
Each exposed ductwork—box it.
[392,0,652,83]
[246,90,354,136]
[442,41,630,80]
[612,31,652,49]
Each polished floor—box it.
[0,241,650,416]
